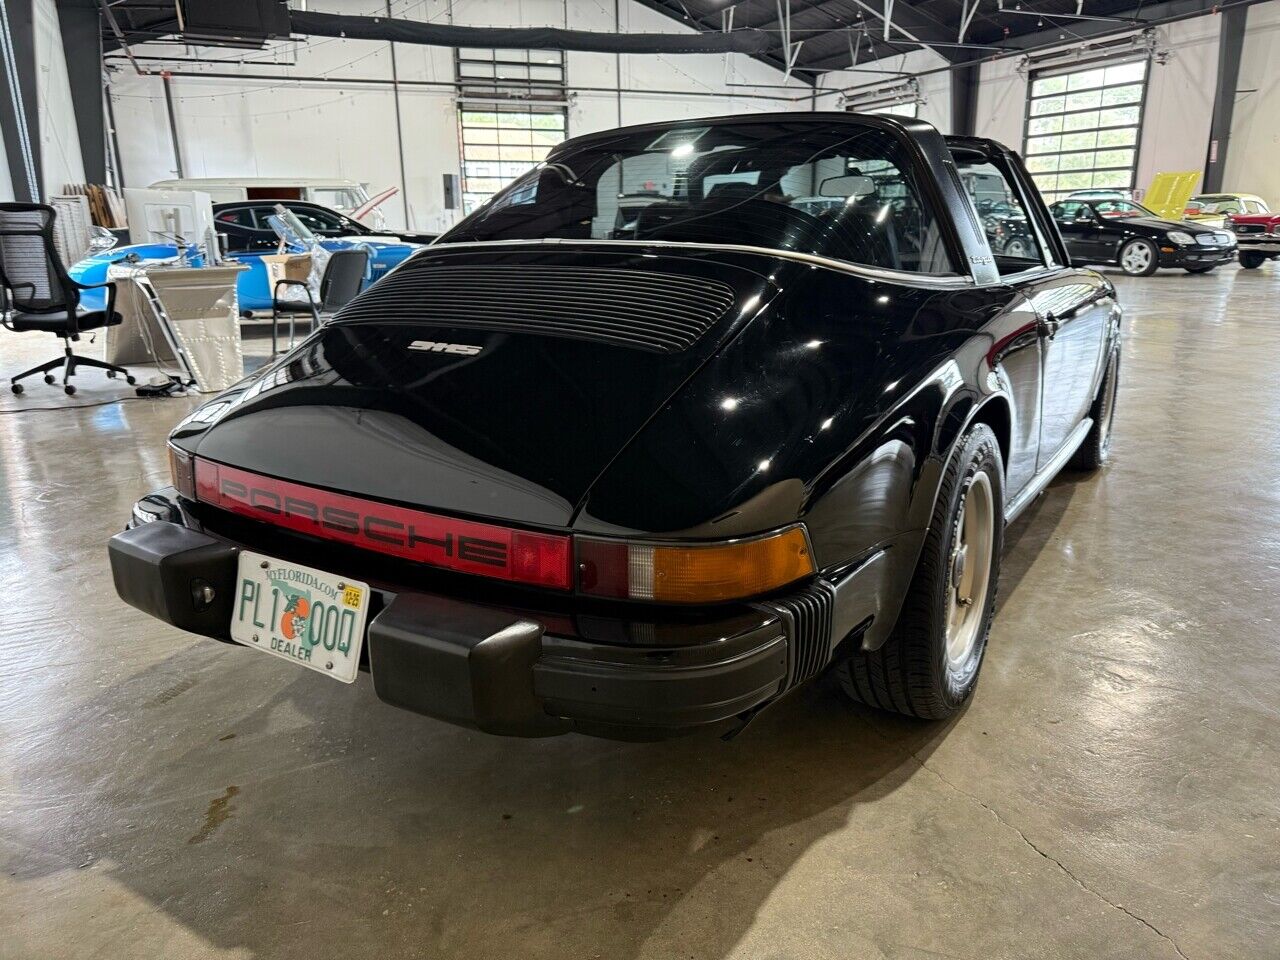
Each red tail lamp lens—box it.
[193,459,572,590]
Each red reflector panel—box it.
[193,460,572,590]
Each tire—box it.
[1002,238,1030,258]
[1070,349,1120,471]
[836,424,1005,720]
[1184,265,1215,274]
[11,383,23,395]
[64,384,76,396]
[1239,252,1267,270]
[1119,238,1159,276]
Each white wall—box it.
[972,17,1223,197]
[34,0,85,195]
[813,50,953,133]
[1135,17,1220,192]
[1225,0,1280,208]
[107,0,804,233]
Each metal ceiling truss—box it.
[91,0,1268,89]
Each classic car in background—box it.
[1191,193,1270,217]
[213,200,438,250]
[1182,200,1228,229]
[1050,198,1237,275]
[1229,210,1280,269]
[70,205,422,313]
[1184,193,1269,232]
[109,115,1122,740]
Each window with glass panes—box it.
[456,49,567,214]
[1023,59,1147,203]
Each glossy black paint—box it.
[127,115,1122,734]
[1049,200,1236,269]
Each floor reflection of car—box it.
[1050,198,1238,275]
[213,200,437,251]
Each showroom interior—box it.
[1,0,1278,957]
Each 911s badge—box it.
[408,340,483,356]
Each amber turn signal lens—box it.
[577,526,815,603]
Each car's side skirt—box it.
[1005,418,1093,524]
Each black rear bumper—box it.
[108,494,887,739]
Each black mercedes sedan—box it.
[1049,197,1237,275]
[109,115,1122,741]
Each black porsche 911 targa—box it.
[110,114,1122,740]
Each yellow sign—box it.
[1143,171,1201,221]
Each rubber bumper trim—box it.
[108,520,239,640]
[110,510,795,738]
[367,593,569,738]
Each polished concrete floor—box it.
[2,265,1278,960]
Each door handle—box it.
[1038,313,1061,340]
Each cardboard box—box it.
[262,253,312,287]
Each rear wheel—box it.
[1119,238,1159,276]
[1071,349,1120,471]
[1240,252,1267,270]
[836,424,1004,719]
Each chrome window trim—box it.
[426,239,977,289]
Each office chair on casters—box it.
[0,203,134,396]
[270,248,369,355]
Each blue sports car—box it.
[70,202,422,312]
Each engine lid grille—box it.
[334,261,738,354]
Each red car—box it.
[1229,213,1280,269]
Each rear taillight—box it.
[169,444,195,500]
[190,458,816,602]
[193,459,573,590]
[577,526,815,603]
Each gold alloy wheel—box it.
[945,470,995,670]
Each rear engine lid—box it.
[188,245,779,528]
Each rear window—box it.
[439,119,956,276]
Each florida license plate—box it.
[228,551,370,683]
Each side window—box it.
[215,207,253,228]
[1245,200,1264,214]
[290,206,347,232]
[954,158,1047,274]
[246,206,279,230]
